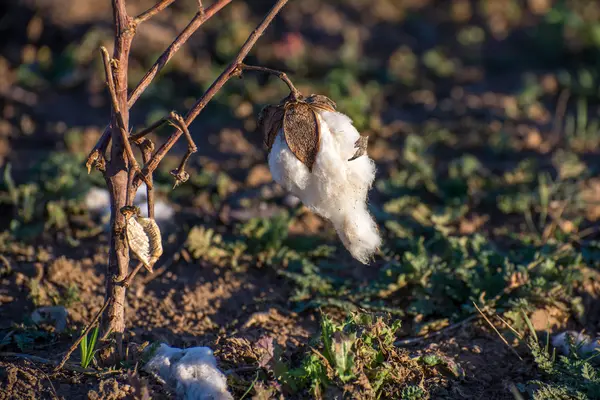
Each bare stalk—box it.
[102,0,135,358]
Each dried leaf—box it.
[283,102,320,171]
[348,135,369,161]
[305,94,336,112]
[258,104,284,153]
[124,208,163,272]
[256,336,275,368]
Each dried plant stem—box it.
[54,298,112,371]
[135,0,176,24]
[129,0,233,106]
[239,64,301,99]
[134,0,290,188]
[473,302,523,361]
[138,138,155,218]
[86,0,233,167]
[168,112,197,187]
[103,0,135,358]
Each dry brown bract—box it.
[259,94,339,171]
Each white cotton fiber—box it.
[144,344,233,400]
[84,185,174,230]
[552,331,600,359]
[268,110,381,264]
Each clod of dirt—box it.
[87,378,131,400]
[144,343,233,400]
[30,305,68,332]
[246,164,272,187]
[529,306,568,332]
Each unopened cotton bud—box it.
[259,94,381,264]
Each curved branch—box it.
[238,64,301,99]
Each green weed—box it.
[79,325,99,369]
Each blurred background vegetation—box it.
[3,0,600,398]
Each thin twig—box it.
[130,115,170,144]
[239,64,301,99]
[36,365,59,400]
[168,112,197,187]
[54,298,112,372]
[135,0,176,24]
[473,302,523,361]
[86,0,233,168]
[198,0,205,15]
[135,0,290,188]
[137,139,156,218]
[495,314,523,340]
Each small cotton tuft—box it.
[144,344,233,400]
[268,110,380,264]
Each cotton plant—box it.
[259,93,381,264]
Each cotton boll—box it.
[268,109,381,264]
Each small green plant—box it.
[254,312,456,399]
[520,312,600,399]
[79,325,99,369]
[401,385,426,400]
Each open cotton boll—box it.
[268,109,380,264]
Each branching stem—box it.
[134,0,290,189]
